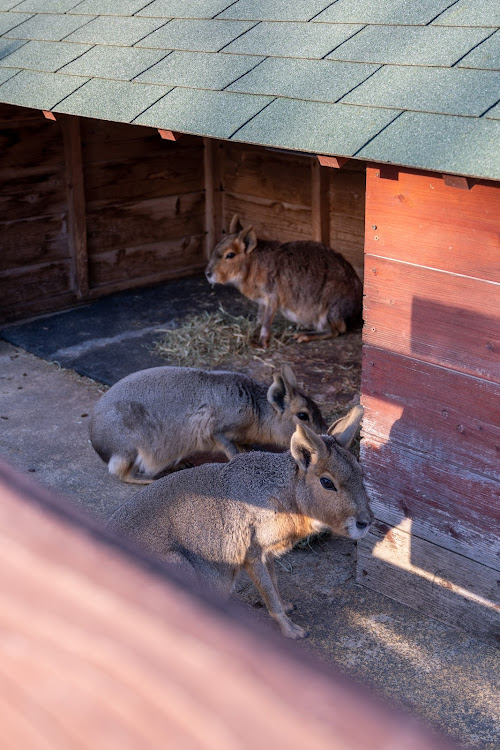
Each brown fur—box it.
[205,215,363,348]
[107,406,372,639]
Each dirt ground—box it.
[1,277,499,749]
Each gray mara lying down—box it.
[108,406,372,639]
[90,364,326,484]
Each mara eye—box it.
[225,251,236,259]
[320,477,337,491]
[297,412,309,421]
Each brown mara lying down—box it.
[107,406,372,639]
[90,364,326,485]
[205,214,363,348]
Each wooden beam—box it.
[442,174,472,190]
[62,115,89,298]
[203,137,224,260]
[311,157,330,245]
[158,129,183,141]
[42,110,57,121]
[377,164,399,181]
[0,458,456,750]
[316,154,349,169]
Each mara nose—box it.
[356,519,369,530]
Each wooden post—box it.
[62,115,89,297]
[311,158,330,245]
[203,137,223,260]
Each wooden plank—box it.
[0,170,67,222]
[0,103,41,126]
[203,137,223,260]
[365,166,500,282]
[0,215,68,269]
[442,175,472,190]
[0,262,72,312]
[363,256,500,382]
[317,155,349,169]
[360,436,500,570]
[0,459,455,750]
[361,346,500,480]
[311,158,330,245]
[223,142,312,208]
[329,167,365,279]
[62,116,88,297]
[0,120,64,176]
[86,193,205,255]
[0,290,78,326]
[224,193,312,242]
[89,235,205,288]
[357,521,500,647]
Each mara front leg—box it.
[267,556,295,614]
[244,554,308,639]
[256,297,278,349]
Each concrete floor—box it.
[0,341,499,750]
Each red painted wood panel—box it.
[360,437,500,569]
[361,346,500,481]
[365,167,500,283]
[363,256,500,382]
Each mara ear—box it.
[280,364,297,395]
[291,423,327,472]
[229,214,243,234]
[267,371,286,414]
[328,404,364,450]
[238,225,257,254]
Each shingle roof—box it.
[0,1,499,181]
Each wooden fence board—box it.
[329,168,365,279]
[360,436,500,569]
[1,215,68,269]
[363,257,500,382]
[357,521,500,646]
[361,346,500,480]
[365,167,500,283]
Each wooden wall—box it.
[0,108,366,326]
[358,166,500,645]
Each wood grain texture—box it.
[329,167,365,279]
[363,256,500,382]
[365,167,500,282]
[62,116,88,297]
[223,192,313,243]
[311,158,330,246]
[361,346,500,480]
[0,262,72,311]
[357,521,500,646]
[0,461,455,750]
[204,137,224,260]
[360,436,500,570]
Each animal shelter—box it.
[0,0,499,653]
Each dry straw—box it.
[154,306,297,369]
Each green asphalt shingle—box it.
[64,15,167,46]
[227,57,380,103]
[134,87,272,139]
[0,68,86,108]
[136,19,255,52]
[0,40,92,72]
[0,13,32,36]
[59,45,168,81]
[342,65,500,117]
[233,98,401,156]
[137,0,236,18]
[433,0,500,28]
[53,78,169,121]
[68,0,154,15]
[457,30,499,69]
[328,24,493,66]
[12,0,83,11]
[356,111,500,181]
[223,21,364,59]
[313,0,457,26]
[0,65,19,84]
[135,50,264,90]
[0,38,27,60]
[0,3,498,181]
[217,0,333,22]
[4,12,94,41]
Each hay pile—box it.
[153,306,297,369]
